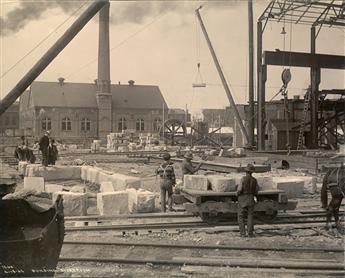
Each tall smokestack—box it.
[96,1,112,140]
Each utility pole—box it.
[195,6,250,145]
[248,0,255,147]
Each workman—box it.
[156,153,176,212]
[181,152,202,179]
[39,131,50,166]
[237,163,259,237]
[321,163,345,230]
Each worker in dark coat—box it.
[14,136,27,162]
[237,164,259,237]
[156,153,176,212]
[321,163,345,230]
[47,138,58,165]
[181,152,202,179]
[39,131,50,166]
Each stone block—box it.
[100,181,114,193]
[52,191,87,216]
[184,175,209,191]
[127,188,155,213]
[207,176,236,192]
[18,161,28,176]
[45,183,63,193]
[70,185,86,193]
[24,177,45,191]
[26,165,81,181]
[112,173,140,190]
[97,191,129,215]
[272,177,305,198]
[255,176,275,191]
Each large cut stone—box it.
[184,175,209,191]
[18,161,28,176]
[24,177,45,191]
[52,191,87,216]
[100,181,114,193]
[70,185,86,193]
[207,175,236,192]
[255,175,275,191]
[112,173,141,190]
[45,183,64,193]
[97,191,129,215]
[127,188,155,213]
[272,177,305,198]
[26,165,81,181]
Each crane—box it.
[195,6,250,146]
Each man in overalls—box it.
[156,153,176,212]
[237,164,259,237]
[321,163,345,230]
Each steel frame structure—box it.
[256,0,345,150]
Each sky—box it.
[1,0,344,117]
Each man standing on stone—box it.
[237,164,259,237]
[156,153,176,212]
[181,152,202,179]
[39,131,50,166]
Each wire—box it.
[66,11,166,79]
[0,1,88,79]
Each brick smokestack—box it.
[96,1,112,140]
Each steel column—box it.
[257,21,265,150]
[310,26,319,148]
[248,0,255,147]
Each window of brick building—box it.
[136,118,144,131]
[42,117,51,130]
[81,118,91,132]
[62,117,71,131]
[118,118,127,131]
[153,118,162,132]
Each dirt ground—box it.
[2,156,344,277]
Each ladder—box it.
[297,89,311,150]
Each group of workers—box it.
[156,152,344,236]
[14,131,58,167]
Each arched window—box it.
[118,118,127,132]
[61,117,71,131]
[81,118,91,131]
[153,118,162,132]
[136,118,144,131]
[42,117,51,130]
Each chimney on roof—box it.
[58,77,65,86]
[128,80,135,86]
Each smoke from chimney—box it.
[1,0,242,36]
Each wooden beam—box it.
[263,51,345,69]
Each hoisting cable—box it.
[192,11,206,88]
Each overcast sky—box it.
[1,0,344,116]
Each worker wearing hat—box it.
[321,162,345,230]
[39,130,50,166]
[237,163,259,237]
[181,152,203,179]
[156,153,176,212]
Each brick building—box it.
[19,80,168,142]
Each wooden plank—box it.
[182,188,284,197]
[173,256,344,270]
[181,265,345,275]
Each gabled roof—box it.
[25,81,168,110]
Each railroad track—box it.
[64,211,336,233]
[59,240,344,275]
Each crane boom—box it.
[195,6,250,145]
[0,0,108,116]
